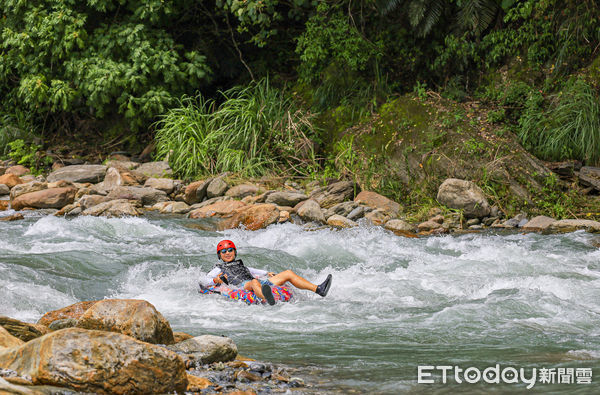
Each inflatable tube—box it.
[199,284,293,305]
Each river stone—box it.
[0,317,49,342]
[0,184,10,196]
[107,186,168,206]
[189,196,232,211]
[77,194,112,210]
[364,209,390,226]
[11,187,76,211]
[0,174,24,189]
[186,374,214,392]
[355,191,401,218]
[76,299,175,345]
[153,201,191,214]
[184,179,212,204]
[0,201,8,211]
[95,167,122,192]
[522,216,557,232]
[347,206,368,221]
[47,318,78,331]
[326,214,357,228]
[0,326,24,349]
[47,165,107,183]
[329,201,359,218]
[167,335,237,365]
[436,178,491,218]
[0,376,42,395]
[5,165,29,177]
[37,301,99,327]
[82,199,141,217]
[578,166,600,191]
[265,191,308,207]
[310,181,357,208]
[385,219,416,233]
[105,160,140,170]
[188,200,246,219]
[220,203,280,231]
[418,220,445,232]
[144,177,175,194]
[173,332,194,343]
[136,161,172,178]
[297,199,325,223]
[226,184,259,199]
[0,328,187,394]
[205,177,228,198]
[548,219,600,234]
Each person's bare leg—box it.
[269,270,317,292]
[244,279,275,304]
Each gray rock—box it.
[522,215,556,232]
[48,318,78,331]
[326,214,358,228]
[144,178,175,194]
[82,199,141,217]
[579,166,600,191]
[206,177,229,198]
[437,178,490,218]
[310,181,356,208]
[0,184,11,196]
[329,201,359,217]
[47,165,107,183]
[105,160,140,170]
[265,191,308,206]
[466,218,480,226]
[107,186,168,206]
[384,219,415,232]
[347,206,366,221]
[152,201,191,214]
[167,335,237,365]
[296,199,325,223]
[503,213,528,228]
[96,167,122,192]
[548,219,600,234]
[77,195,112,210]
[225,183,259,199]
[136,161,172,178]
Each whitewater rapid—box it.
[1,213,599,393]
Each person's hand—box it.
[267,272,276,277]
[214,274,228,284]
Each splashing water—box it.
[1,213,599,393]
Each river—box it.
[1,210,599,393]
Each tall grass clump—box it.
[518,77,600,166]
[154,78,319,179]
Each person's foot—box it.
[316,274,332,297]
[261,283,276,305]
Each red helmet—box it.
[217,240,236,256]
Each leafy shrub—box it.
[154,79,319,179]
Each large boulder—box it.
[47,165,107,184]
[0,174,24,189]
[354,191,401,218]
[326,214,357,228]
[106,186,168,206]
[0,317,49,342]
[77,194,112,210]
[81,199,141,217]
[265,191,308,207]
[297,199,325,223]
[206,177,229,198]
[75,299,175,344]
[9,181,47,200]
[5,165,30,177]
[144,177,175,194]
[522,216,557,232]
[220,203,280,231]
[0,328,187,394]
[548,219,600,234]
[0,326,24,349]
[10,187,76,211]
[167,335,237,365]
[136,161,172,178]
[188,200,246,219]
[436,178,490,218]
[152,201,191,214]
[0,184,9,195]
[184,179,212,204]
[225,184,259,199]
[37,301,99,327]
[311,181,357,208]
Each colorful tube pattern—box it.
[199,284,293,304]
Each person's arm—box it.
[199,267,222,287]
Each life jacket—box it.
[216,259,254,286]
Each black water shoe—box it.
[316,274,332,297]
[261,283,276,305]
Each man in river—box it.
[199,240,332,305]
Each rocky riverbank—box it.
[0,299,312,394]
[1,157,600,235]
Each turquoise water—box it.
[1,210,599,393]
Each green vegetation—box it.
[154,79,319,179]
